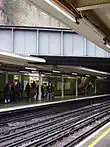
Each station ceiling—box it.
[0,56,110,77]
[31,55,110,76]
[55,0,110,37]
[54,0,110,48]
[30,0,110,51]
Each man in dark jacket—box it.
[11,81,15,102]
[25,82,30,98]
[46,83,54,101]
[3,83,11,104]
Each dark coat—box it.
[3,84,12,100]
[47,85,54,93]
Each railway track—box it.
[1,100,110,126]
[0,101,110,147]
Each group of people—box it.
[3,80,23,104]
[25,81,54,102]
[25,81,41,100]
[3,79,54,104]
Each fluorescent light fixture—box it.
[68,76,75,79]
[44,0,76,23]
[25,67,37,71]
[41,74,45,77]
[31,71,38,73]
[106,44,110,49]
[24,73,39,76]
[28,73,39,77]
[19,71,27,73]
[72,72,78,75]
[96,76,102,79]
[96,76,107,80]
[53,70,60,73]
[86,74,90,77]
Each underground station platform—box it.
[0,94,109,114]
[0,0,110,145]
[0,52,110,146]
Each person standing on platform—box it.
[46,82,54,101]
[25,82,30,98]
[41,85,44,101]
[20,83,24,100]
[31,81,36,99]
[11,80,15,102]
[36,82,39,101]
[14,80,20,102]
[3,83,11,104]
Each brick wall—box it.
[0,0,69,28]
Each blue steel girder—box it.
[0,26,109,57]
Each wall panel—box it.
[0,30,12,52]
[0,27,109,58]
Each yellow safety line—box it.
[88,128,110,147]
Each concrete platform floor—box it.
[0,95,76,109]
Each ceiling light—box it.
[19,71,27,73]
[96,76,102,79]
[72,72,78,75]
[28,73,39,77]
[31,71,38,73]
[25,67,37,71]
[86,74,90,77]
[42,74,45,77]
[106,44,110,49]
[53,70,61,73]
[44,0,76,23]
[104,38,110,49]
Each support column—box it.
[75,77,78,97]
[61,75,64,98]
[38,72,42,101]
[6,72,8,84]
[95,79,97,95]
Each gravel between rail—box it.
[0,100,110,147]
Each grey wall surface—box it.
[0,0,69,28]
[0,27,109,57]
